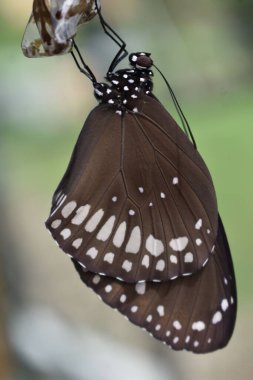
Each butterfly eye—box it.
[129,52,153,69]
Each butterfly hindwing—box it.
[46,95,218,282]
[72,216,237,354]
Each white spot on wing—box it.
[60,228,71,240]
[135,282,146,295]
[125,226,141,254]
[184,252,193,263]
[113,221,127,248]
[92,275,101,284]
[221,299,229,311]
[61,201,77,218]
[157,305,165,317]
[172,177,179,185]
[196,238,202,246]
[141,255,150,268]
[51,219,61,229]
[86,247,98,259]
[131,305,138,313]
[122,260,132,272]
[170,255,178,264]
[195,219,202,230]
[192,321,205,331]
[173,320,182,330]
[212,311,222,324]
[105,285,112,293]
[120,294,127,303]
[96,215,116,241]
[85,209,104,232]
[146,315,152,322]
[169,237,189,251]
[72,238,83,249]
[156,259,165,271]
[104,252,115,264]
[146,235,164,257]
[71,205,90,225]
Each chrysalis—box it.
[21,0,100,57]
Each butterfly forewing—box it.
[46,94,218,282]
[72,216,236,353]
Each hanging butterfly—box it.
[21,0,100,58]
[44,1,236,352]
[46,49,218,283]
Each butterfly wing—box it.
[72,215,237,354]
[46,95,218,282]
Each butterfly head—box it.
[129,52,153,70]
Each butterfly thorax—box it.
[93,52,154,114]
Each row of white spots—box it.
[55,202,199,276]
[90,272,222,351]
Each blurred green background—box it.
[1,0,253,379]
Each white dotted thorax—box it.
[93,52,154,114]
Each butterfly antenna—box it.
[94,0,128,74]
[71,40,97,84]
[154,64,197,149]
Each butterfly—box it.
[21,0,100,58]
[43,2,236,353]
[46,51,218,283]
